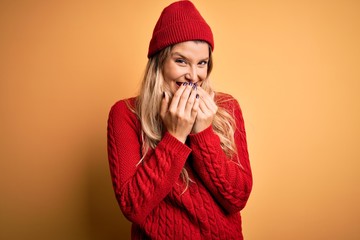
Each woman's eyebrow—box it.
[171,52,188,59]
[171,52,209,61]
[199,57,209,61]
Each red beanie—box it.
[148,0,214,58]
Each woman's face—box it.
[163,41,210,94]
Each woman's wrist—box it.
[166,131,187,144]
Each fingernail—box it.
[183,82,188,86]
[196,94,199,99]
[192,84,197,90]
[189,82,193,86]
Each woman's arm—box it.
[188,95,252,214]
[107,99,191,225]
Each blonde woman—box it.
[107,1,252,239]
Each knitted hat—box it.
[148,0,214,58]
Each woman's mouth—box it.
[176,82,201,87]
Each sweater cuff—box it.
[188,126,220,146]
[160,131,192,158]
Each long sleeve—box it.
[107,99,192,225]
[188,94,252,214]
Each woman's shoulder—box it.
[111,97,136,109]
[108,97,141,137]
[109,97,138,119]
[215,92,240,109]
[215,92,235,101]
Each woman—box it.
[107,1,252,239]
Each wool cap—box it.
[148,0,214,58]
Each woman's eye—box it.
[199,61,208,66]
[175,59,186,64]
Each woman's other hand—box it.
[192,87,218,134]
[160,83,199,143]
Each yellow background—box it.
[1,0,359,239]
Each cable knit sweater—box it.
[107,93,252,240]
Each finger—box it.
[184,86,197,114]
[168,83,187,111]
[197,87,217,111]
[210,91,215,100]
[197,87,211,101]
[199,97,210,115]
[191,93,200,118]
[207,91,217,110]
[176,83,193,112]
[160,92,169,119]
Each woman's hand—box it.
[192,87,218,134]
[160,83,199,143]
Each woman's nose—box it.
[185,68,198,82]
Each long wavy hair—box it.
[132,41,238,192]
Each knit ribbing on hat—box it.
[148,1,214,58]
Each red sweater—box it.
[107,93,252,240]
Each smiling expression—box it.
[162,41,210,94]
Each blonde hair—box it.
[132,42,238,192]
